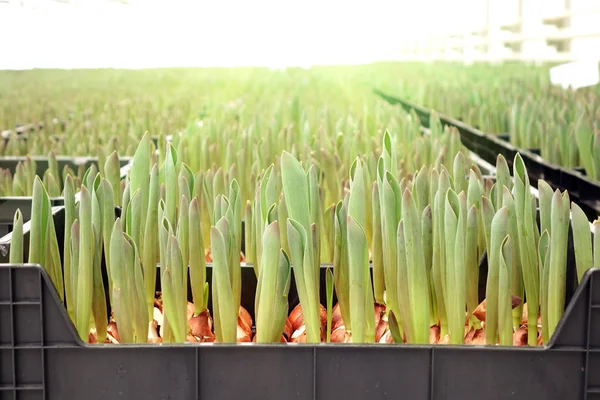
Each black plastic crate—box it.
[0,204,599,399]
[375,90,600,221]
[0,156,132,179]
[0,264,597,399]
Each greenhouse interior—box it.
[0,0,599,399]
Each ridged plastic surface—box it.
[0,157,132,247]
[0,156,132,179]
[0,263,597,400]
[0,199,64,239]
[375,90,600,221]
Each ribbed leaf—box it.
[572,202,592,283]
[333,198,351,331]
[495,154,511,210]
[48,151,60,192]
[10,209,23,263]
[164,143,178,225]
[498,235,513,346]
[326,267,334,343]
[142,165,159,319]
[287,217,320,343]
[244,200,255,264]
[403,189,430,344]
[381,173,400,326]
[372,183,385,304]
[91,224,107,343]
[29,177,48,265]
[281,151,310,232]
[168,235,187,343]
[75,186,94,341]
[432,189,447,335]
[229,179,243,314]
[130,133,150,236]
[177,195,190,291]
[110,218,133,343]
[453,152,466,194]
[486,206,508,345]
[538,180,553,236]
[189,197,207,314]
[539,230,551,343]
[444,189,461,344]
[211,226,237,343]
[256,220,284,342]
[465,205,479,319]
[513,154,539,345]
[70,220,80,321]
[45,194,64,301]
[502,186,523,328]
[121,183,130,233]
[548,190,570,337]
[347,215,368,343]
[101,179,115,307]
[105,151,122,205]
[308,165,321,282]
[396,220,414,343]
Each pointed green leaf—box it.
[572,202,592,283]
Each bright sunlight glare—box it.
[0,0,586,69]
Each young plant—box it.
[281,151,321,343]
[189,197,208,316]
[513,154,540,346]
[572,202,593,283]
[90,174,108,343]
[498,235,514,346]
[74,186,93,341]
[547,190,570,337]
[255,208,291,343]
[346,158,375,343]
[210,193,250,343]
[9,209,23,263]
[402,187,431,344]
[142,165,160,320]
[371,183,385,305]
[333,195,351,337]
[211,215,238,343]
[109,218,149,343]
[29,177,63,301]
[443,188,466,344]
[159,217,187,343]
[63,175,76,321]
[486,206,508,345]
[378,167,403,337]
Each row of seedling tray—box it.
[0,121,163,157]
[375,89,600,222]
[0,120,599,400]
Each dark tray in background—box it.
[0,156,132,178]
[0,198,64,239]
[0,122,45,139]
[0,116,70,138]
[0,120,63,150]
[375,90,600,221]
[0,157,132,239]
